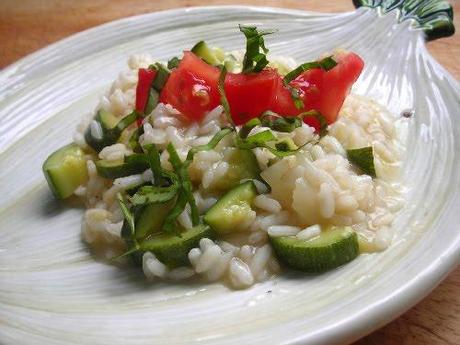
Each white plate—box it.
[0,5,459,345]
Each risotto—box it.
[43,26,405,289]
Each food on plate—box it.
[43,26,405,289]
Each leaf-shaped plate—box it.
[0,4,459,345]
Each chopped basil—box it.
[299,110,329,137]
[239,118,261,139]
[167,56,181,69]
[117,193,136,238]
[187,127,234,161]
[128,126,144,153]
[148,63,170,91]
[283,56,337,84]
[260,111,302,132]
[144,88,159,115]
[85,110,140,152]
[217,66,234,126]
[274,138,298,151]
[144,144,165,187]
[347,146,376,177]
[239,25,276,73]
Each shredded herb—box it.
[144,88,159,115]
[162,192,188,234]
[187,127,234,162]
[283,56,337,84]
[143,144,166,187]
[238,118,261,139]
[239,25,276,73]
[117,193,136,238]
[260,111,302,132]
[129,182,179,205]
[217,67,234,127]
[167,56,181,69]
[347,146,376,177]
[299,110,329,137]
[85,110,140,152]
[148,63,170,91]
[128,126,144,153]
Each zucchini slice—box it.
[95,154,149,179]
[42,143,88,199]
[270,227,359,272]
[204,181,257,234]
[139,225,214,267]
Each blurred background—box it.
[0,1,458,344]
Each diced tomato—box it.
[135,68,157,113]
[271,52,364,127]
[224,69,280,125]
[160,51,221,121]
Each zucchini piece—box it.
[270,227,359,273]
[139,225,214,267]
[95,154,149,179]
[204,181,257,234]
[135,200,174,240]
[85,109,138,152]
[42,143,88,199]
[191,41,224,66]
[212,148,261,191]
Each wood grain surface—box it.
[0,1,459,344]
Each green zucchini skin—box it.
[270,227,359,273]
[95,154,149,179]
[204,181,257,234]
[42,143,88,199]
[139,225,215,267]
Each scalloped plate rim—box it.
[0,5,459,345]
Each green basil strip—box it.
[144,144,165,187]
[260,111,302,133]
[128,126,144,153]
[239,25,276,73]
[117,192,136,237]
[115,110,139,134]
[283,56,337,84]
[298,110,329,137]
[129,183,179,205]
[144,88,159,115]
[162,192,188,235]
[150,63,170,91]
[246,130,276,145]
[167,143,183,171]
[167,56,181,69]
[180,167,199,226]
[346,146,376,177]
[239,118,261,139]
[218,66,234,127]
[167,144,200,227]
[186,127,234,162]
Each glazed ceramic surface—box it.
[0,4,459,345]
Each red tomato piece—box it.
[271,52,364,128]
[224,69,280,125]
[160,52,221,121]
[135,68,157,113]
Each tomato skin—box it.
[135,68,157,113]
[160,52,221,121]
[271,52,364,127]
[224,69,280,125]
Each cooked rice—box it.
[74,54,405,288]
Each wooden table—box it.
[1,1,458,344]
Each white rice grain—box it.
[318,183,335,218]
[296,224,321,241]
[229,257,254,288]
[254,195,282,214]
[267,225,301,237]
